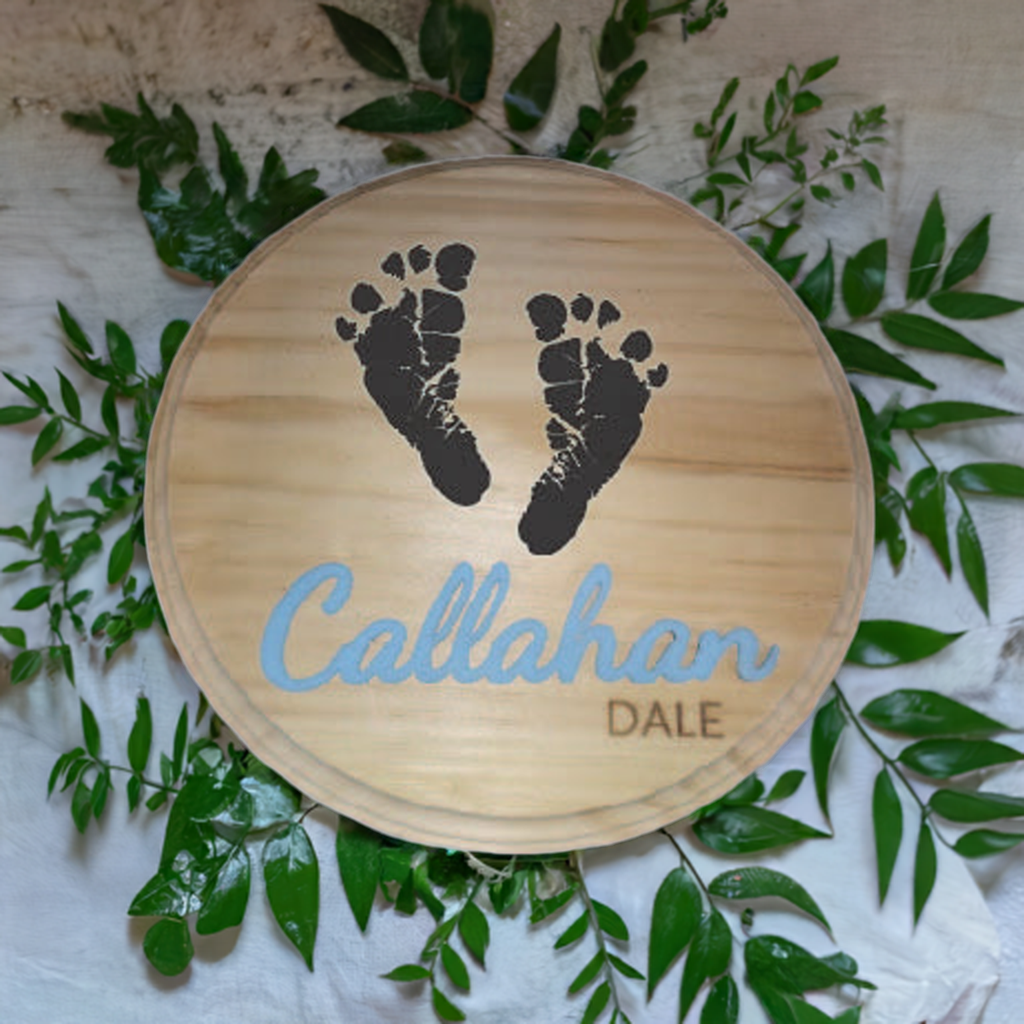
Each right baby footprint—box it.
[519,292,669,556]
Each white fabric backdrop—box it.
[3,2,1024,1021]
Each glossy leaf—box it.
[942,215,990,290]
[680,910,733,1020]
[913,822,936,923]
[930,788,1024,823]
[594,899,629,941]
[894,401,1016,430]
[57,302,94,355]
[928,291,1024,320]
[80,699,101,758]
[953,829,1024,858]
[105,321,137,377]
[860,688,1008,737]
[842,240,886,318]
[906,467,950,574]
[964,504,991,615]
[196,845,251,934]
[101,386,119,436]
[709,867,830,931]
[876,485,907,570]
[824,328,936,389]
[160,320,189,371]
[647,866,701,996]
[234,146,326,240]
[241,756,300,828]
[321,5,408,81]
[418,0,494,104]
[554,910,588,949]
[765,769,806,804]
[14,585,51,611]
[881,312,1002,366]
[744,935,871,995]
[693,806,828,855]
[55,371,82,421]
[107,528,135,585]
[872,769,902,904]
[335,818,381,932]
[0,406,41,425]
[11,649,43,684]
[810,696,846,820]
[504,24,560,131]
[339,91,473,133]
[898,738,1023,779]
[3,371,48,408]
[263,822,320,970]
[907,193,945,301]
[582,981,611,1024]
[432,984,466,1022]
[701,975,739,1024]
[459,898,490,965]
[143,917,194,976]
[845,620,963,667]
[950,462,1024,497]
[32,418,63,465]
[796,245,834,322]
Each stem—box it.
[658,828,713,902]
[53,414,109,442]
[571,852,624,1019]
[831,681,955,849]
[907,430,937,471]
[297,802,321,824]
[107,763,180,795]
[731,160,865,232]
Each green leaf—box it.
[32,418,63,465]
[56,370,82,421]
[529,881,577,923]
[693,806,829,855]
[554,910,588,949]
[0,525,28,542]
[648,865,701,996]
[942,214,990,290]
[679,910,733,1020]
[263,822,320,970]
[930,788,1024,823]
[906,467,950,574]
[14,585,51,611]
[383,963,432,981]
[53,436,109,462]
[709,867,830,931]
[894,401,1016,430]
[11,649,43,684]
[418,0,494,103]
[0,625,26,648]
[126,774,142,811]
[241,756,300,828]
[792,91,822,114]
[80,699,101,758]
[503,23,560,131]
[105,321,137,377]
[845,620,963,667]
[796,245,834,322]
[100,385,119,437]
[432,984,466,1022]
[582,981,611,1024]
[899,738,1023,779]
[701,975,739,1024]
[196,845,251,934]
[143,917,194,976]
[321,5,409,81]
[0,406,41,426]
[765,769,806,804]
[606,59,648,107]
[824,328,936,389]
[569,951,604,994]
[913,822,937,923]
[801,56,839,85]
[928,291,1024,320]
[459,898,490,965]
[339,91,473,134]
[107,528,135,585]
[441,942,471,991]
[746,936,870,1000]
[211,122,248,210]
[881,312,1002,366]
[810,696,846,821]
[607,952,643,980]
[598,15,636,73]
[907,193,945,301]
[127,696,153,774]
[71,779,93,833]
[950,462,1024,497]
[841,239,887,318]
[234,147,326,241]
[953,829,1024,859]
[861,157,884,190]
[3,371,49,408]
[160,320,190,371]
[872,769,902,904]
[860,689,1008,737]
[57,302,94,355]
[593,899,629,941]
[172,703,189,781]
[382,141,429,165]
[334,819,380,933]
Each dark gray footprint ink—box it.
[519,292,669,555]
[334,243,490,506]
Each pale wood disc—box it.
[145,157,872,853]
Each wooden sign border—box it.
[145,156,873,853]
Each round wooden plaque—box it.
[146,157,872,853]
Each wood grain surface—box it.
[145,156,872,852]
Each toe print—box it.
[334,242,490,507]
[519,293,668,555]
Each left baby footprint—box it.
[334,242,491,506]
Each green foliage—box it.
[503,24,561,132]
